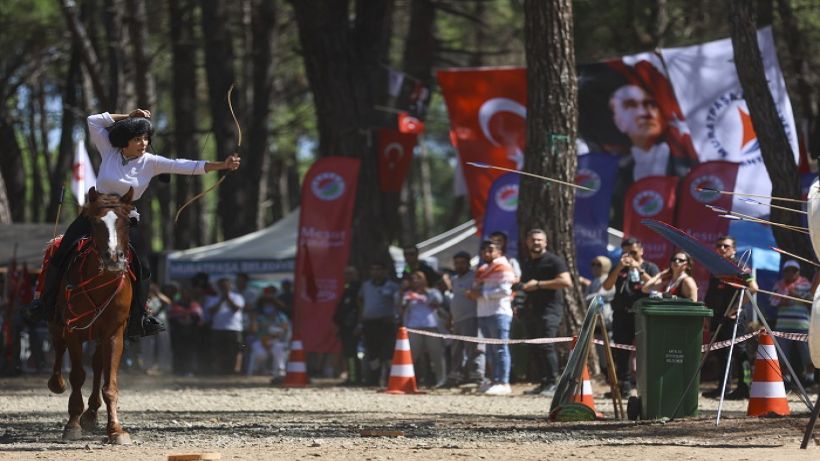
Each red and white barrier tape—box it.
[405,327,808,352]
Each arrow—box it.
[696,186,806,204]
[466,162,594,191]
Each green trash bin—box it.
[630,297,712,420]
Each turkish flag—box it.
[437,68,527,226]
[377,129,416,192]
[398,112,424,134]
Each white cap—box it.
[783,260,800,271]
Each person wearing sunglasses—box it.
[702,235,758,400]
[641,252,697,301]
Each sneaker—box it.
[478,381,493,393]
[483,383,512,395]
[538,383,558,396]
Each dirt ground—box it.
[1,374,819,460]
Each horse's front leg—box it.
[103,328,130,445]
[47,323,66,394]
[80,344,103,432]
[62,337,86,441]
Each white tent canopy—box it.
[164,210,299,280]
[164,209,626,280]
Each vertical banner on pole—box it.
[574,153,620,279]
[623,176,679,265]
[293,157,360,353]
[481,172,519,259]
[674,161,739,298]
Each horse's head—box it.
[83,187,134,273]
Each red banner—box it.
[623,176,679,265]
[377,129,416,192]
[293,157,360,353]
[675,161,739,299]
[437,68,526,225]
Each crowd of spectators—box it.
[1,231,816,400]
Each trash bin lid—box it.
[630,298,713,317]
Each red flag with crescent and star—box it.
[377,129,416,192]
[437,67,526,226]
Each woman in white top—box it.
[27,109,240,337]
[641,251,698,302]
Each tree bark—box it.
[49,44,82,222]
[249,0,277,230]
[727,0,812,265]
[521,0,585,332]
[0,114,25,222]
[59,0,109,109]
[200,0,244,239]
[169,0,204,248]
[0,169,11,224]
[289,0,395,269]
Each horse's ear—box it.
[87,187,98,203]
[121,187,134,204]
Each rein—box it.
[64,240,134,335]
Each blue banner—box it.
[481,172,520,259]
[574,153,619,279]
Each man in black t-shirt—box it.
[602,237,659,397]
[519,229,573,396]
[401,245,441,288]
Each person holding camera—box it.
[602,237,659,397]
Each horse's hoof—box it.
[107,432,131,445]
[80,411,98,432]
[48,375,66,394]
[62,426,82,441]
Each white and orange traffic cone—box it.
[569,338,598,414]
[747,331,790,417]
[281,335,310,388]
[384,327,421,394]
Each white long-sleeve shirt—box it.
[87,112,206,202]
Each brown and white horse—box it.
[47,187,135,444]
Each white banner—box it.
[661,26,799,217]
[71,139,96,206]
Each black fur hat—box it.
[108,117,154,148]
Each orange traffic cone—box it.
[569,338,597,413]
[281,336,310,387]
[747,331,789,416]
[384,327,421,394]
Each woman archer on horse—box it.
[26,108,240,337]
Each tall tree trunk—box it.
[289,0,394,269]
[59,0,109,109]
[200,0,244,239]
[0,115,25,222]
[49,44,82,222]
[521,0,584,332]
[249,0,277,230]
[169,0,203,249]
[126,0,159,253]
[727,0,812,265]
[398,0,436,243]
[27,83,45,222]
[776,0,818,162]
[103,0,124,110]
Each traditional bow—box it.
[174,84,242,223]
